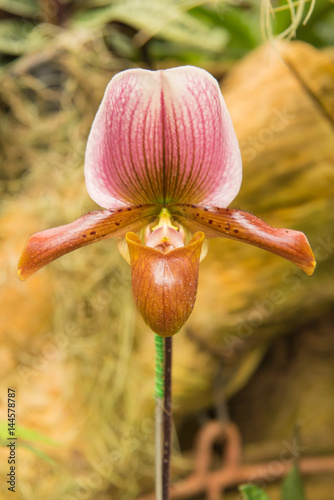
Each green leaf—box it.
[217,6,261,50]
[239,484,272,500]
[0,421,58,465]
[0,420,58,447]
[72,0,228,53]
[281,464,306,500]
[0,0,38,18]
[0,19,34,55]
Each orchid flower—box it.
[18,66,315,337]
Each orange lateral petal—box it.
[126,231,205,337]
[18,204,160,281]
[170,204,316,276]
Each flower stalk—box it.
[155,335,173,500]
[155,334,164,500]
[163,337,173,500]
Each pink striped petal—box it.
[85,66,242,209]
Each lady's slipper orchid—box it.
[18,66,315,337]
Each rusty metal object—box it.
[138,421,334,500]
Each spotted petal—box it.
[85,66,242,209]
[170,204,316,276]
[18,205,160,280]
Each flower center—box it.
[146,208,184,253]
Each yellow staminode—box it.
[152,208,179,232]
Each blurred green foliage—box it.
[0,419,57,445]
[240,484,271,500]
[281,464,306,500]
[239,464,306,500]
[0,420,57,464]
[0,0,333,71]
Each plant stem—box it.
[163,337,172,500]
[155,397,163,500]
[155,335,164,500]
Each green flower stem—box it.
[155,335,164,500]
[163,337,172,500]
[155,335,164,399]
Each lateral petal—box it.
[85,66,242,208]
[18,205,160,281]
[126,231,205,337]
[170,204,316,276]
